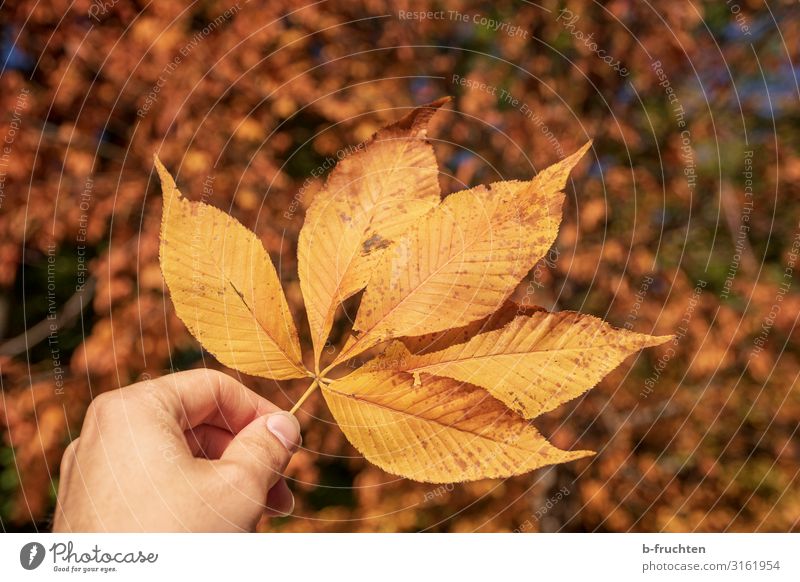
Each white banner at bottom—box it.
[0,533,797,581]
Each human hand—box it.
[53,369,301,532]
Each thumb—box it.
[220,412,301,494]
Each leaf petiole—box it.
[290,377,322,414]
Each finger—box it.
[59,438,80,482]
[219,412,301,494]
[185,424,235,459]
[53,438,80,532]
[134,369,280,433]
[265,478,295,517]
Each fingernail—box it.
[267,479,295,517]
[266,412,301,453]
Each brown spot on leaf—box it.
[361,233,391,255]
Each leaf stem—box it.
[290,378,320,415]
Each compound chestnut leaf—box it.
[156,103,670,485]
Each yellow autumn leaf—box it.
[321,368,592,483]
[328,142,592,369]
[157,99,672,485]
[298,99,448,367]
[156,156,307,380]
[372,312,673,419]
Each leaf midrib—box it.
[354,192,520,345]
[322,379,543,454]
[410,343,629,369]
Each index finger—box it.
[131,369,280,433]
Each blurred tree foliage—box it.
[1,0,798,532]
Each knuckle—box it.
[63,438,79,459]
[60,439,79,472]
[207,368,229,382]
[192,368,229,386]
[86,391,121,420]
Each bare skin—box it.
[53,369,301,532]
